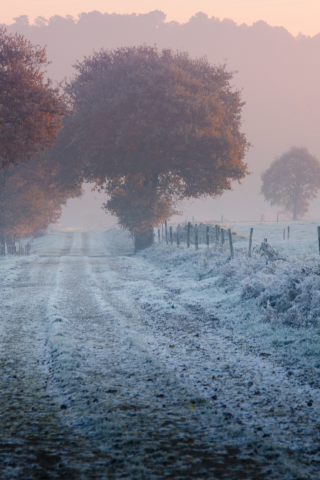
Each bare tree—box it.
[261,147,320,220]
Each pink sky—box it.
[2,0,320,37]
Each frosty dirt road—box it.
[1,229,320,479]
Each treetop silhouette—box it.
[261,147,320,220]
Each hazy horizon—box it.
[3,0,320,37]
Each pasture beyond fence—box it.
[157,222,320,257]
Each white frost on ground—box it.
[1,226,320,478]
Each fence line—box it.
[0,241,32,256]
[157,222,320,256]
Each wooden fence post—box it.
[169,226,173,245]
[165,220,168,245]
[248,227,253,257]
[195,224,198,250]
[318,226,320,255]
[206,226,209,246]
[283,228,285,240]
[161,223,164,243]
[287,226,290,240]
[277,213,279,223]
[187,222,191,247]
[177,224,180,246]
[215,225,219,245]
[221,228,225,246]
[228,229,234,258]
[158,229,160,243]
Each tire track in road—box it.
[0,254,94,479]
[38,231,282,479]
[0,229,133,480]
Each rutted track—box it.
[0,229,318,479]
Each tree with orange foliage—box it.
[0,154,81,246]
[64,46,250,249]
[0,28,69,169]
[0,28,75,246]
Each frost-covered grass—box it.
[201,246,320,328]
[231,220,320,257]
[139,234,320,376]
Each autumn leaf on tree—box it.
[0,28,69,169]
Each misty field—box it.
[1,226,320,479]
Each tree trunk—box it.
[292,187,300,220]
[134,229,154,251]
[0,233,5,255]
[293,199,298,220]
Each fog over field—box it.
[4,11,320,225]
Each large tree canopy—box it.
[0,28,69,169]
[261,147,320,220]
[64,46,250,248]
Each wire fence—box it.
[156,221,320,257]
